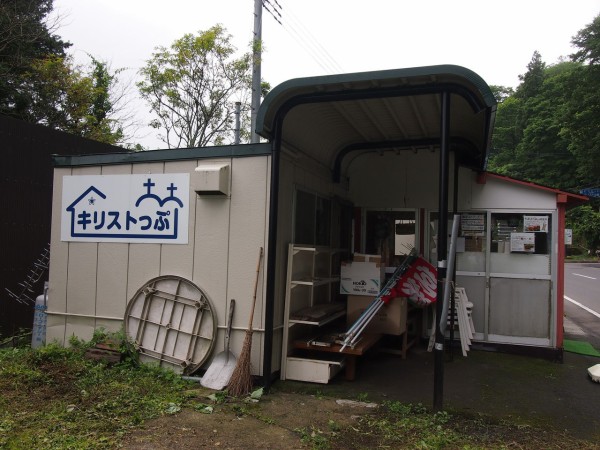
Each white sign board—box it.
[523,215,548,232]
[565,229,573,245]
[460,213,485,236]
[510,232,535,253]
[61,174,190,244]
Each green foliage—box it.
[571,14,600,64]
[343,402,459,449]
[490,16,600,188]
[515,50,546,100]
[0,0,70,119]
[489,84,515,103]
[22,55,125,145]
[295,425,330,450]
[0,340,189,449]
[489,14,600,251]
[205,389,230,406]
[0,1,137,146]
[138,24,264,148]
[356,391,369,402]
[567,204,600,252]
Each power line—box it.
[262,0,344,74]
[262,0,281,25]
[280,1,343,73]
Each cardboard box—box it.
[340,261,385,296]
[352,253,382,263]
[346,295,407,335]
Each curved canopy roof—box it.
[256,65,497,180]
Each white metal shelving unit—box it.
[280,243,346,383]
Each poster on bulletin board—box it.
[511,232,535,253]
[523,216,548,233]
[461,213,485,236]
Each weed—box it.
[0,338,189,449]
[255,413,276,425]
[327,419,340,432]
[207,390,228,404]
[232,404,250,417]
[356,391,369,402]
[193,403,214,414]
[313,389,325,399]
[295,426,330,450]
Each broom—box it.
[227,247,263,397]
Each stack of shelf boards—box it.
[427,286,475,356]
[289,302,345,325]
[281,243,346,383]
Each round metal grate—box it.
[124,275,217,375]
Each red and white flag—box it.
[396,257,437,306]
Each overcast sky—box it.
[53,0,600,148]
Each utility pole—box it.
[250,0,262,143]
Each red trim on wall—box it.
[556,202,566,348]
[486,172,588,204]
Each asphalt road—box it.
[564,262,600,349]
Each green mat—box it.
[564,339,600,357]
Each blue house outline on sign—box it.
[66,180,183,240]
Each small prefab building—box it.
[47,65,585,384]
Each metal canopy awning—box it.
[258,65,498,410]
[256,64,497,180]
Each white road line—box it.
[565,296,600,319]
[573,273,597,280]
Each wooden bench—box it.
[293,333,382,380]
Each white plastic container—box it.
[32,282,48,348]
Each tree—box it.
[138,25,259,148]
[511,62,580,189]
[0,0,70,119]
[515,51,546,100]
[567,205,600,253]
[566,14,600,188]
[571,14,600,64]
[23,55,128,145]
[489,54,586,191]
[489,85,514,103]
[487,14,600,250]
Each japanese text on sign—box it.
[61,174,190,244]
[396,257,437,306]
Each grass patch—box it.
[329,400,597,450]
[1,333,598,449]
[0,339,190,449]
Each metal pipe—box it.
[340,251,417,350]
[45,311,122,321]
[449,161,459,359]
[262,108,283,392]
[440,215,460,335]
[434,90,451,412]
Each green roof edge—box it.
[256,64,496,137]
[52,143,272,167]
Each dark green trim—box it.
[332,137,479,182]
[256,64,497,137]
[52,143,272,167]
